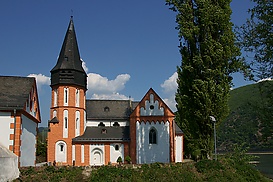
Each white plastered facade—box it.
[175,136,183,162]
[136,121,170,164]
[20,114,37,166]
[0,112,14,150]
[110,143,124,163]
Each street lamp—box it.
[210,116,217,160]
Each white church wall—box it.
[110,143,124,163]
[136,121,170,164]
[0,112,14,150]
[175,136,183,162]
[20,114,37,167]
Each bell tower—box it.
[47,16,87,165]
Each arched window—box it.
[75,88,80,107]
[60,144,64,152]
[115,144,120,151]
[75,111,80,137]
[53,110,57,118]
[54,89,58,107]
[113,122,120,127]
[64,117,68,128]
[63,110,68,138]
[149,128,157,144]
[64,88,69,106]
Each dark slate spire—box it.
[51,16,87,89]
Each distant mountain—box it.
[38,127,48,143]
[218,81,273,151]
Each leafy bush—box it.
[125,156,131,163]
[15,156,271,182]
[195,159,224,173]
[117,156,122,164]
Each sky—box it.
[0,0,255,127]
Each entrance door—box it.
[93,151,101,164]
[55,141,67,163]
[91,149,103,165]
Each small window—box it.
[104,106,110,112]
[65,89,68,103]
[150,105,154,110]
[149,128,157,144]
[113,122,120,127]
[64,117,68,129]
[115,144,119,151]
[60,144,64,152]
[101,129,107,134]
[76,118,79,129]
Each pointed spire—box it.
[51,17,87,89]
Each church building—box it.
[47,17,183,166]
[0,76,41,167]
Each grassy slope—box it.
[15,156,271,182]
[218,81,273,151]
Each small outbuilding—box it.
[0,144,20,182]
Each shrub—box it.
[117,156,122,164]
[125,156,131,164]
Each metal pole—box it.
[214,122,217,160]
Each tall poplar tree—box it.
[166,0,245,159]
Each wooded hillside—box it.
[218,80,273,151]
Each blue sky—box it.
[0,1,255,126]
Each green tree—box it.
[237,1,273,149]
[237,0,273,80]
[166,0,245,159]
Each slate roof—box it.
[0,76,34,110]
[48,117,59,124]
[86,100,139,120]
[51,16,87,89]
[72,126,130,142]
[175,122,183,135]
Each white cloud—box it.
[91,93,131,100]
[28,62,131,100]
[86,73,130,99]
[28,74,50,90]
[163,96,177,112]
[257,77,272,83]
[161,72,178,112]
[161,72,178,94]
[81,59,88,73]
